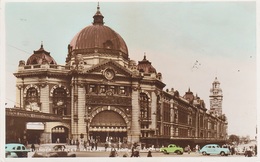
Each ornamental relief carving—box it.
[86,95,131,107]
[87,61,131,78]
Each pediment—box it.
[84,60,134,78]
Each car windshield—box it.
[38,145,54,152]
[53,145,65,151]
[38,145,66,152]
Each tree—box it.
[229,134,240,144]
[240,135,251,144]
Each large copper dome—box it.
[69,5,128,59]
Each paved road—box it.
[74,150,250,158]
[27,144,257,158]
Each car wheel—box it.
[163,150,168,154]
[202,151,207,155]
[176,150,182,155]
[68,154,76,157]
[220,151,225,156]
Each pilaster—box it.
[151,92,157,130]
[40,84,49,113]
[77,84,86,138]
[131,86,140,143]
[170,100,174,137]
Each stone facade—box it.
[13,5,228,147]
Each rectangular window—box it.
[100,85,106,93]
[89,85,96,93]
[119,86,125,94]
[109,86,115,94]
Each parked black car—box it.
[32,144,76,157]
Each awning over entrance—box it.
[6,108,62,122]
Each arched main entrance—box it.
[51,126,68,143]
[89,110,127,143]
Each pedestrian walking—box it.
[195,144,199,153]
[147,150,152,157]
[131,144,135,157]
[95,140,98,150]
[91,140,94,151]
[31,143,35,152]
[231,145,235,155]
[187,145,191,154]
[245,148,253,157]
[109,147,118,157]
[131,143,140,157]
[76,139,80,151]
[105,142,108,151]
[83,140,87,150]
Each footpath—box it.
[27,143,159,157]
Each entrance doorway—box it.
[89,110,127,143]
[91,131,127,143]
[51,126,68,143]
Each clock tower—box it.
[209,77,223,116]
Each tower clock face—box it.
[211,98,220,107]
[104,69,115,80]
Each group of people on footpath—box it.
[109,142,152,157]
[184,144,200,154]
[65,137,99,151]
[222,143,257,157]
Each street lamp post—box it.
[84,115,90,142]
[156,128,159,151]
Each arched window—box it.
[140,93,149,119]
[26,87,38,100]
[53,87,67,115]
[25,87,40,111]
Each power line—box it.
[7,44,31,55]
[5,97,18,105]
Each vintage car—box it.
[5,143,31,158]
[235,147,245,155]
[199,144,230,156]
[159,144,183,155]
[32,143,76,157]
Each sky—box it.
[3,1,257,139]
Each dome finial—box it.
[97,2,100,11]
[143,52,146,60]
[41,41,43,49]
[93,2,104,25]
